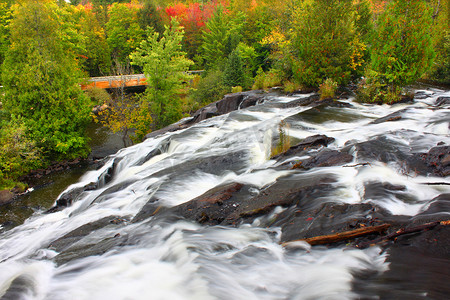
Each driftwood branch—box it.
[281,220,450,248]
[343,162,371,168]
[281,224,391,247]
[356,220,450,249]
[421,182,450,186]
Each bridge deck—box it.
[81,71,204,90]
[81,74,147,90]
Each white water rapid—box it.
[0,89,449,299]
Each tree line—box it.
[0,0,448,190]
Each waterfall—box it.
[0,89,449,299]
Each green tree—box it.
[369,0,435,92]
[0,115,42,190]
[223,49,244,88]
[0,1,11,70]
[289,0,363,87]
[131,19,194,131]
[200,8,246,69]
[106,2,145,71]
[63,4,111,76]
[1,0,91,159]
[427,0,450,83]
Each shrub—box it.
[252,67,266,90]
[356,69,403,104]
[271,120,291,157]
[84,86,111,105]
[283,81,301,93]
[223,49,244,88]
[231,86,243,93]
[190,69,229,105]
[0,117,43,190]
[319,78,338,100]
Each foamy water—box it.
[0,89,448,299]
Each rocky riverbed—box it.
[0,88,449,299]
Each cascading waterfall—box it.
[0,89,449,299]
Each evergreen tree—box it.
[289,0,363,87]
[1,0,91,159]
[223,49,244,87]
[131,19,194,131]
[106,2,145,71]
[63,4,111,76]
[370,0,435,88]
[200,8,246,69]
[0,1,11,71]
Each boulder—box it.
[407,145,450,176]
[274,134,335,159]
[436,96,450,107]
[292,148,354,170]
[0,190,14,206]
[216,90,266,114]
[370,109,407,124]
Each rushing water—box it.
[0,89,449,299]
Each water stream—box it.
[0,89,448,299]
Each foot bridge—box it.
[81,74,147,91]
[81,71,203,91]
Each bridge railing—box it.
[81,71,204,90]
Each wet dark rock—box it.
[363,182,408,202]
[370,108,407,124]
[0,190,14,206]
[54,233,127,266]
[414,91,431,99]
[188,102,219,124]
[373,224,450,299]
[216,91,266,114]
[132,199,166,223]
[48,182,97,211]
[349,136,410,163]
[240,93,263,109]
[435,96,450,107]
[162,173,339,228]
[407,145,450,176]
[100,157,123,186]
[293,148,354,169]
[49,216,128,265]
[169,183,246,225]
[275,202,390,244]
[274,134,335,159]
[48,216,126,252]
[146,91,266,140]
[150,150,248,178]
[144,123,188,140]
[0,274,37,300]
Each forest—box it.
[0,0,448,190]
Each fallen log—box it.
[281,224,391,247]
[356,220,450,249]
[342,162,372,168]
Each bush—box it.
[84,87,111,105]
[369,0,434,88]
[289,0,361,87]
[356,69,403,104]
[223,49,244,88]
[252,67,266,90]
[319,78,338,100]
[0,117,43,190]
[271,120,291,157]
[231,86,243,93]
[190,69,229,105]
[283,81,301,93]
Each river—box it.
[0,88,448,299]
